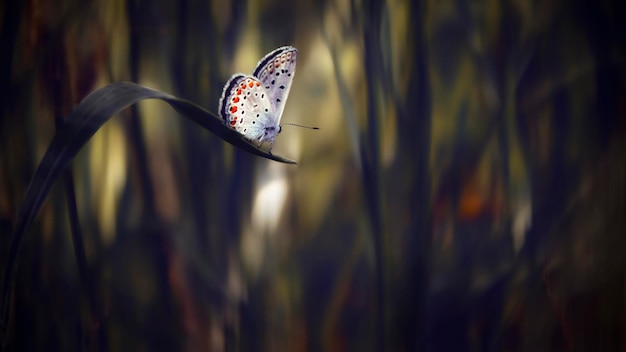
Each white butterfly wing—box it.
[218,74,276,142]
[252,46,297,126]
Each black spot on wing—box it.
[252,47,288,77]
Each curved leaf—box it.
[0,82,296,337]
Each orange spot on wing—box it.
[256,82,260,87]
[230,106,237,113]
[233,96,239,103]
[236,89,242,95]
[249,81,254,88]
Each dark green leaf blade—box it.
[1,82,295,338]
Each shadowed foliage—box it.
[1,0,624,351]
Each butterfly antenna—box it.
[281,122,319,130]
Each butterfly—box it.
[219,46,298,153]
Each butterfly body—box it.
[219,46,298,151]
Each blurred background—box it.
[1,0,625,350]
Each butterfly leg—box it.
[256,136,271,153]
